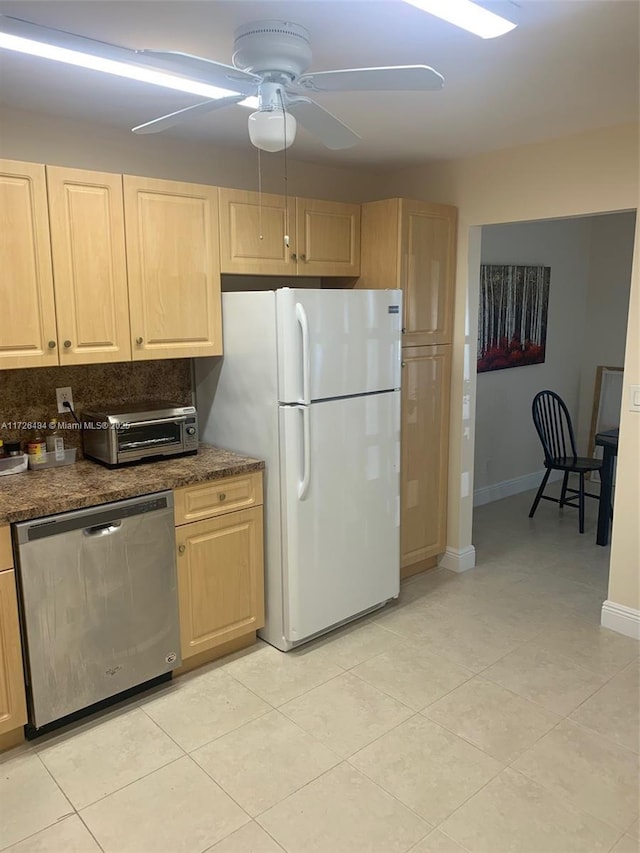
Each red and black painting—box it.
[477,264,551,373]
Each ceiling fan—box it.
[0,13,444,153]
[128,20,445,151]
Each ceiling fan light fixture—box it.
[248,108,296,152]
[402,0,517,38]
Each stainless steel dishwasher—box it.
[15,491,181,733]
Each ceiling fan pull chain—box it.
[278,88,291,254]
[257,146,263,241]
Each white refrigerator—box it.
[195,288,402,650]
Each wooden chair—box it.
[529,390,603,533]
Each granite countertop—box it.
[0,444,264,524]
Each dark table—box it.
[595,428,619,546]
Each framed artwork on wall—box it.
[477,264,551,373]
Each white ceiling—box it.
[0,0,638,169]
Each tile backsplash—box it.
[0,360,192,458]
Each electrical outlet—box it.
[56,386,74,415]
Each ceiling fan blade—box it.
[287,97,360,150]
[0,16,256,94]
[132,94,244,134]
[135,50,260,95]
[0,12,125,54]
[295,65,444,93]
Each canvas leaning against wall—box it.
[477,264,551,373]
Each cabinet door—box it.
[47,166,131,364]
[400,345,451,570]
[0,570,28,736]
[124,176,222,359]
[358,198,401,290]
[176,507,264,658]
[296,198,361,276]
[0,525,12,572]
[400,200,456,346]
[219,188,296,275]
[0,160,58,369]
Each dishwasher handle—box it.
[83,521,122,537]
[15,491,173,544]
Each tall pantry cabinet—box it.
[358,199,457,578]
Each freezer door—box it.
[277,288,402,403]
[279,391,400,645]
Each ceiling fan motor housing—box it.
[232,20,312,79]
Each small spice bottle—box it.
[5,440,22,457]
[27,433,47,464]
[0,439,6,459]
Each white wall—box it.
[0,105,384,203]
[607,214,640,628]
[474,218,592,500]
[576,212,636,452]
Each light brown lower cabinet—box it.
[174,477,265,660]
[401,345,451,576]
[0,525,28,740]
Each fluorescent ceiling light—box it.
[0,29,239,100]
[238,96,260,109]
[402,0,516,38]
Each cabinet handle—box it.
[291,253,297,261]
[178,544,185,554]
[63,340,72,348]
[47,340,57,349]
[401,327,406,334]
[300,253,306,261]
[401,361,406,368]
[136,336,144,345]
[218,493,226,501]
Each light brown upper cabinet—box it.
[359,198,457,346]
[123,176,222,360]
[0,159,58,370]
[0,161,130,368]
[219,188,361,277]
[47,166,131,364]
[400,345,451,571]
[219,188,297,276]
[295,197,360,276]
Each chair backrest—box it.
[531,390,578,463]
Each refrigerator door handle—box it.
[295,302,311,404]
[298,404,311,500]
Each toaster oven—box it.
[81,401,198,467]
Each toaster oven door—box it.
[117,418,185,462]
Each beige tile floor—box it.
[1,488,638,853]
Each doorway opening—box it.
[471,210,636,605]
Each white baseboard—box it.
[474,469,564,507]
[439,546,476,573]
[601,600,640,640]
